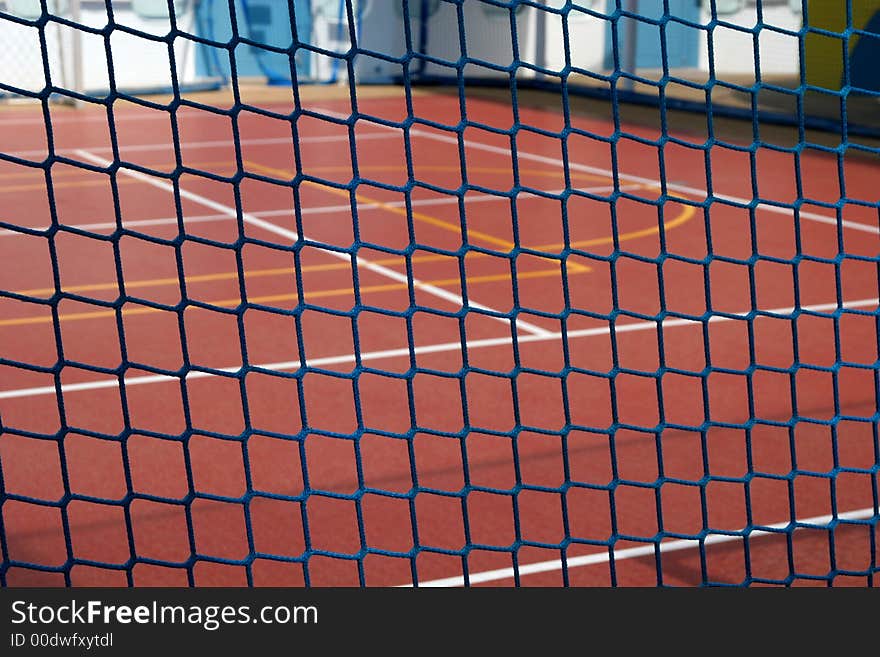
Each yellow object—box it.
[805,0,880,90]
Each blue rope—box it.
[0,0,878,588]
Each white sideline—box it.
[5,132,392,160]
[4,105,875,235]
[402,506,879,587]
[411,128,880,235]
[3,105,876,588]
[312,106,880,237]
[0,183,630,238]
[72,149,551,338]
[1,296,876,400]
[5,108,875,235]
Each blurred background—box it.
[1,1,877,135]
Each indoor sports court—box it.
[1,0,878,587]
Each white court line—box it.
[72,149,551,338]
[0,105,331,128]
[8,110,875,234]
[0,183,628,238]
[4,132,391,160]
[312,106,880,236]
[1,297,876,400]
[4,106,874,588]
[411,129,880,235]
[402,506,879,587]
[0,111,173,128]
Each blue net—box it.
[0,0,878,587]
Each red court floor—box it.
[0,91,878,586]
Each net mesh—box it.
[0,0,878,587]
[378,0,880,139]
[0,2,71,99]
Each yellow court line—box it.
[1,161,613,192]
[539,202,698,252]
[14,251,594,298]
[302,163,616,187]
[243,159,694,262]
[0,157,621,248]
[11,201,693,299]
[15,251,591,298]
[16,266,305,298]
[1,176,144,194]
[0,161,246,194]
[0,267,586,328]
[0,160,620,225]
[5,159,695,303]
[244,161,685,256]
[244,160,517,250]
[563,259,591,274]
[1,159,614,183]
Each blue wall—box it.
[195,0,312,82]
[603,0,700,71]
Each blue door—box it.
[603,0,700,71]
[196,0,312,82]
[245,0,312,83]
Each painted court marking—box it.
[3,107,874,235]
[1,106,877,587]
[402,506,879,587]
[423,130,880,235]
[4,132,392,160]
[72,149,552,338]
[2,296,876,400]
[0,182,631,237]
[311,106,880,237]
